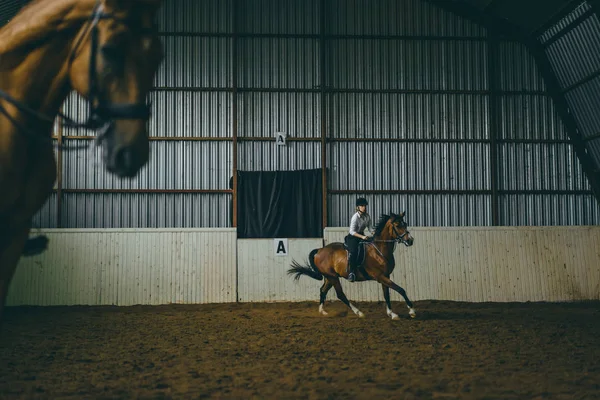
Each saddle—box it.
[343,241,367,266]
[343,241,373,281]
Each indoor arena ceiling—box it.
[426,0,585,37]
[1,1,586,36]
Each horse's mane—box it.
[374,214,391,237]
[0,0,92,55]
[373,213,406,237]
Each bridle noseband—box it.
[0,0,153,148]
[392,222,412,246]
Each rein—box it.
[368,225,410,245]
[360,222,411,265]
[0,0,152,150]
[363,240,390,258]
[0,90,111,150]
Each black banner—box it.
[236,169,322,238]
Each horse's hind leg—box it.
[382,285,400,320]
[377,276,416,318]
[0,224,31,324]
[331,278,364,318]
[318,278,333,316]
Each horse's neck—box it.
[373,228,395,256]
[0,0,94,128]
[0,38,72,120]
[0,0,95,55]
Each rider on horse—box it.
[344,197,374,282]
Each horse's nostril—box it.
[113,147,139,176]
[115,148,130,169]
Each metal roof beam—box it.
[527,40,600,202]
[424,0,527,40]
[531,0,586,37]
[426,0,600,203]
[589,0,600,17]
[541,8,595,48]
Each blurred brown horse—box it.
[0,0,164,322]
[289,212,417,319]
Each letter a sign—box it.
[276,132,286,146]
[274,238,288,256]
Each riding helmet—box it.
[356,197,368,207]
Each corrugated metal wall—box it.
[235,0,322,175]
[326,0,598,227]
[541,1,600,203]
[326,1,492,226]
[27,0,599,229]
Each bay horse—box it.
[0,0,164,322]
[288,212,417,319]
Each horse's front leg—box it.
[382,285,400,320]
[377,275,416,318]
[0,223,31,325]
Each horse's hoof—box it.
[409,308,417,318]
[320,310,329,316]
[357,311,365,318]
[390,313,400,320]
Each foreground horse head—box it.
[68,0,164,176]
[0,0,164,177]
[289,212,417,320]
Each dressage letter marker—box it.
[274,239,288,256]
[276,132,286,146]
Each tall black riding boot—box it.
[347,260,357,282]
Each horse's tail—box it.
[288,249,323,281]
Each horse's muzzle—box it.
[103,126,149,178]
[108,146,145,177]
[404,237,414,247]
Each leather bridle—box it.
[0,0,153,148]
[391,222,412,246]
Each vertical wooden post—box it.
[488,32,500,226]
[232,0,239,228]
[320,0,328,231]
[56,110,63,228]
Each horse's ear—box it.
[400,211,406,218]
